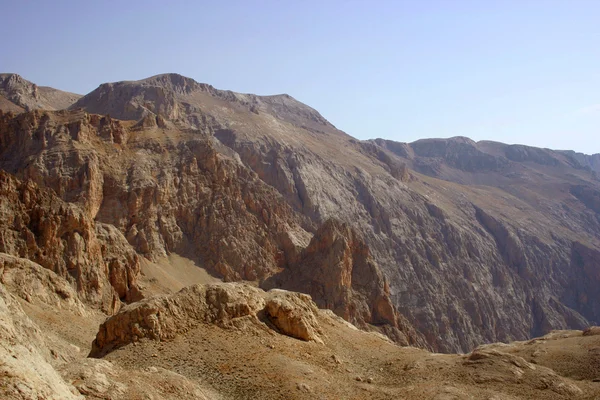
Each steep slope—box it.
[558,150,600,175]
[2,73,600,354]
[0,89,424,344]
[0,108,307,280]
[0,254,220,400]
[0,74,81,111]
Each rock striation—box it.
[263,219,429,348]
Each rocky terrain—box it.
[0,72,599,398]
[1,260,599,399]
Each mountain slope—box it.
[1,73,600,354]
[0,74,81,111]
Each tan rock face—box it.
[264,289,323,343]
[90,283,268,356]
[263,219,428,348]
[0,109,310,284]
[205,109,600,352]
[0,253,87,315]
[0,171,140,312]
[0,283,82,400]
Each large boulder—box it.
[264,289,323,343]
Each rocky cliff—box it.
[0,170,140,312]
[1,73,599,354]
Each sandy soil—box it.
[139,253,221,296]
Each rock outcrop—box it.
[0,283,82,400]
[264,289,323,343]
[0,170,140,312]
[263,219,428,348]
[90,283,325,357]
[0,253,88,315]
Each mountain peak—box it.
[67,73,335,130]
[0,73,81,111]
[134,73,208,95]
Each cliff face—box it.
[1,73,599,353]
[0,108,310,282]
[263,219,430,349]
[0,170,139,313]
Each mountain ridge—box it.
[0,73,82,111]
[2,71,599,158]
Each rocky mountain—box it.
[558,150,600,175]
[1,72,599,398]
[0,73,82,112]
[0,73,599,356]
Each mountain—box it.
[0,72,600,398]
[557,150,600,174]
[2,73,600,354]
[0,73,82,111]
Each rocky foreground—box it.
[1,255,600,399]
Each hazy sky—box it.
[2,0,599,153]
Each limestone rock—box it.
[264,289,323,343]
[0,171,140,312]
[0,109,310,284]
[263,219,429,348]
[90,283,329,357]
[90,283,267,356]
[0,284,82,400]
[0,253,87,315]
[2,73,600,355]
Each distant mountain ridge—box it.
[0,73,81,111]
[3,72,598,164]
[68,73,333,133]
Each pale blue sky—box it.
[2,0,599,153]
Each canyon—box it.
[1,72,599,399]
